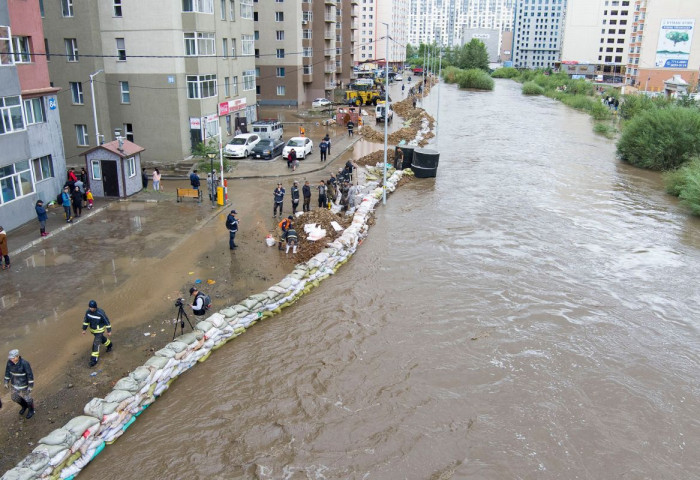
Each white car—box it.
[282,137,313,159]
[394,74,403,81]
[312,98,332,108]
[224,133,260,158]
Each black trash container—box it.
[393,145,415,170]
[411,148,439,178]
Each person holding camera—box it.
[226,210,239,250]
[189,287,210,321]
[82,300,113,367]
[4,349,35,418]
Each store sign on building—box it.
[218,98,247,116]
[656,18,695,68]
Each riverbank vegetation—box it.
[442,66,494,91]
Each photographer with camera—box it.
[189,287,211,321]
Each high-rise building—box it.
[0,0,66,230]
[254,0,356,106]
[407,0,514,48]
[42,0,257,165]
[560,0,633,81]
[512,0,568,69]
[355,0,407,67]
[625,0,700,93]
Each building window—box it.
[61,0,74,17]
[116,38,126,60]
[32,155,54,183]
[303,29,312,40]
[39,0,45,17]
[255,67,260,78]
[12,37,31,63]
[123,123,134,142]
[276,85,285,96]
[182,0,214,14]
[229,0,235,20]
[114,0,123,17]
[44,38,50,61]
[0,96,25,135]
[276,67,285,77]
[242,70,255,91]
[76,124,89,146]
[184,32,216,56]
[186,74,217,99]
[275,12,284,22]
[220,0,226,19]
[224,77,230,96]
[241,34,254,55]
[240,0,253,19]
[222,38,228,57]
[119,81,130,103]
[231,38,236,57]
[225,115,231,134]
[0,27,11,65]
[24,97,45,125]
[303,65,312,75]
[70,82,84,104]
[91,160,101,180]
[232,76,238,95]
[276,30,284,41]
[127,156,136,177]
[303,47,312,57]
[0,160,33,205]
[65,38,78,62]
[276,48,284,58]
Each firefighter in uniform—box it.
[4,349,35,419]
[82,300,113,367]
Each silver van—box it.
[251,120,283,141]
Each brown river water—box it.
[82,80,700,479]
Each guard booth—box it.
[82,139,145,198]
[335,106,361,126]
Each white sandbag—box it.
[37,429,76,448]
[0,467,39,480]
[60,463,82,478]
[219,307,237,318]
[84,398,119,419]
[129,366,152,384]
[144,356,170,369]
[113,376,140,393]
[69,436,86,454]
[154,347,176,358]
[249,293,269,303]
[207,313,226,329]
[17,452,50,473]
[240,297,260,310]
[174,331,202,345]
[63,416,100,438]
[164,341,189,353]
[104,389,133,404]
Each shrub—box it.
[589,100,612,120]
[522,82,545,95]
[617,107,700,170]
[593,122,616,138]
[491,67,520,79]
[456,68,494,90]
[663,157,700,215]
[442,66,462,84]
[618,94,673,120]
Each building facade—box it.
[42,0,257,166]
[0,0,66,231]
[512,0,568,69]
[560,0,633,82]
[374,0,409,68]
[254,0,356,106]
[462,27,502,62]
[625,0,700,94]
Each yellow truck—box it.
[345,83,382,106]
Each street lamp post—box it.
[89,69,104,146]
[382,22,389,205]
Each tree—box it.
[456,39,489,71]
[666,31,689,47]
[405,43,418,60]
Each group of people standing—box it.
[60,168,93,224]
[143,168,162,192]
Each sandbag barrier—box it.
[1,167,412,480]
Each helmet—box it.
[88,300,97,308]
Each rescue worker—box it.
[4,349,35,418]
[82,300,113,367]
[277,215,293,251]
[225,209,239,250]
[285,225,298,254]
[273,182,285,218]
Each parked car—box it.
[223,133,260,158]
[312,98,332,108]
[251,138,285,159]
[375,102,394,124]
[394,74,403,81]
[282,137,313,159]
[250,120,283,141]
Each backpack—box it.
[198,293,212,311]
[57,192,63,205]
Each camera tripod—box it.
[173,301,195,340]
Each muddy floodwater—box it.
[80,80,700,479]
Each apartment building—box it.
[512,0,568,69]
[625,0,700,93]
[0,0,66,231]
[560,0,633,82]
[254,0,356,106]
[42,0,257,166]
[407,0,514,48]
[374,0,409,68]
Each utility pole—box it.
[382,23,390,205]
[89,69,104,146]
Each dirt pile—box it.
[286,208,354,263]
[356,149,397,168]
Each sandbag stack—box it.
[1,168,410,480]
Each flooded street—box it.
[47,80,700,478]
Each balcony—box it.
[325,64,336,73]
[325,14,334,22]
[325,82,336,90]
[325,30,334,40]
[304,73,313,83]
[350,21,358,30]
[325,0,335,4]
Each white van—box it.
[375,102,393,124]
[251,120,283,141]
